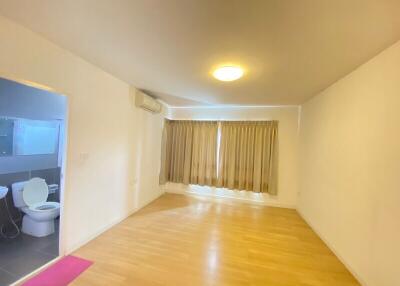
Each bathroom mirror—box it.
[0,117,60,156]
[0,117,14,156]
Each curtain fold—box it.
[159,120,218,185]
[217,121,278,195]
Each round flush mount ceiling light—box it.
[213,65,244,82]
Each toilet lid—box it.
[23,178,49,206]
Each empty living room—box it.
[0,1,399,286]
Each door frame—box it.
[0,73,70,257]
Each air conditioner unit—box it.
[134,89,162,113]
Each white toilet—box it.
[12,178,60,237]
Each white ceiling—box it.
[0,0,400,106]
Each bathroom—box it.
[0,77,67,285]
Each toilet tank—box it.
[12,181,28,208]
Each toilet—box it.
[12,178,60,237]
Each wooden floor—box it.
[72,194,360,286]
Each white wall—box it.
[166,106,300,208]
[298,40,400,286]
[0,16,165,253]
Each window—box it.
[160,120,278,194]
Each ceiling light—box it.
[213,66,244,82]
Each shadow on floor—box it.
[133,193,193,217]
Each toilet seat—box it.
[29,201,60,212]
[22,179,60,218]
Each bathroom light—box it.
[213,66,244,82]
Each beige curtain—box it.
[159,120,218,186]
[217,121,278,195]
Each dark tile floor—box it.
[0,220,59,286]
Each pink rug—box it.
[22,255,93,286]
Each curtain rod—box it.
[165,118,278,122]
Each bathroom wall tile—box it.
[0,192,22,229]
[0,171,29,187]
[53,168,61,184]
[31,168,56,184]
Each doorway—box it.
[0,77,68,286]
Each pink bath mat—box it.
[22,255,93,286]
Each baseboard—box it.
[297,208,368,286]
[164,188,296,209]
[66,191,164,254]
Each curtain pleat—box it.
[217,121,278,195]
[159,120,218,185]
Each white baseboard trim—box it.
[165,188,296,209]
[297,208,367,286]
[66,191,164,254]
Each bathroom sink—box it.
[0,186,8,199]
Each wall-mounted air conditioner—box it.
[134,89,162,113]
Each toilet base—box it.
[22,215,55,237]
